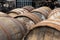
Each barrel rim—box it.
[8,11,20,14]
[15,15,37,24]
[33,19,60,31]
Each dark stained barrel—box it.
[24,19,60,40]
[0,17,26,40]
[48,8,60,19]
[31,6,52,20]
[23,6,34,12]
[14,13,41,30]
[0,12,9,17]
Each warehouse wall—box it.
[16,0,33,8]
[6,0,16,7]
[58,0,60,1]
[6,0,15,1]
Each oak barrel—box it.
[23,6,34,12]
[24,19,60,40]
[48,8,60,19]
[0,12,9,17]
[31,6,52,20]
[14,13,41,30]
[8,8,29,17]
[0,17,26,40]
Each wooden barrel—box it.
[24,19,60,40]
[8,12,19,18]
[0,17,26,40]
[8,8,29,17]
[14,13,41,30]
[31,6,52,20]
[48,8,60,19]
[23,6,34,12]
[0,12,9,17]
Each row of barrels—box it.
[0,6,60,40]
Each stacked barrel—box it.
[24,7,60,40]
[0,6,60,40]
